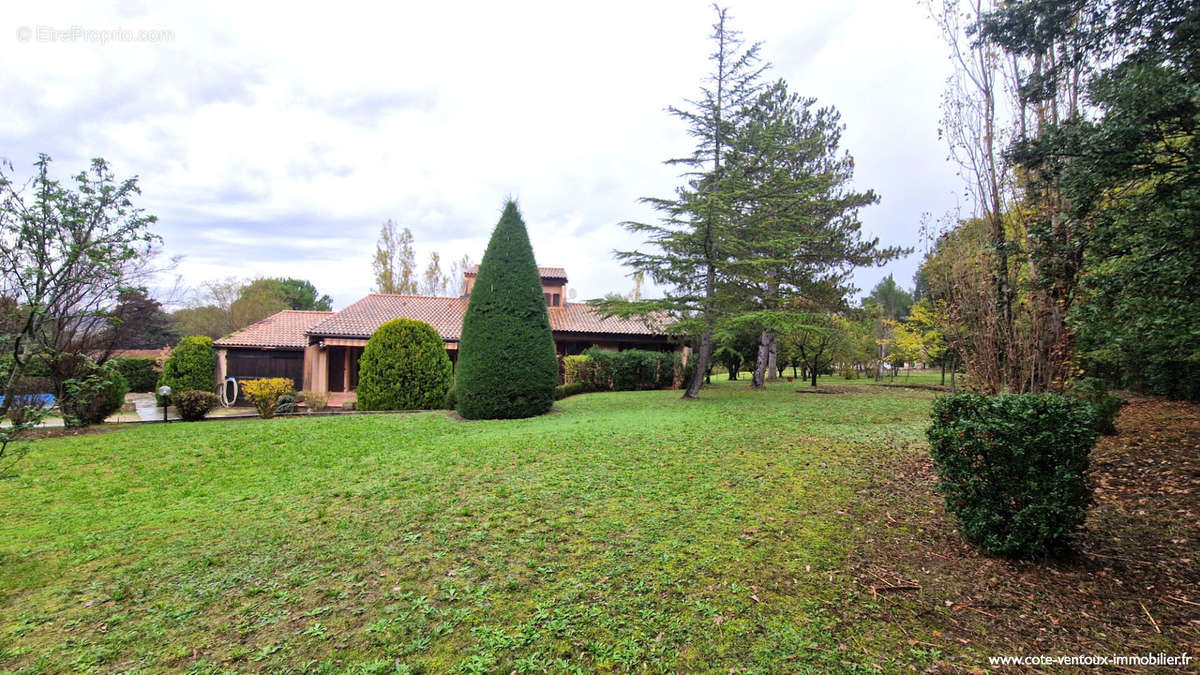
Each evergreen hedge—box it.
[927,393,1098,558]
[157,337,215,405]
[583,348,680,391]
[562,355,596,387]
[455,201,558,419]
[112,357,159,393]
[356,318,452,410]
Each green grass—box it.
[1,379,939,673]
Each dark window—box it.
[553,293,560,306]
[544,293,551,306]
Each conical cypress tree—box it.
[455,201,558,419]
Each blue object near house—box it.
[0,393,56,408]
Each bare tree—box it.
[0,154,159,464]
[373,220,417,294]
[420,251,449,296]
[448,253,474,296]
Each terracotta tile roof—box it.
[305,295,671,341]
[465,264,567,280]
[308,295,468,340]
[215,310,333,349]
[548,303,670,336]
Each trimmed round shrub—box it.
[927,393,1098,558]
[111,357,159,392]
[175,390,219,421]
[443,384,456,410]
[61,361,129,428]
[357,318,452,410]
[455,201,558,419]
[157,337,215,405]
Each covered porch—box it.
[303,337,459,404]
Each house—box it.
[214,266,677,403]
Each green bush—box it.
[562,355,596,388]
[554,382,589,400]
[275,393,300,415]
[656,353,682,389]
[174,390,219,421]
[455,201,558,419]
[241,378,293,419]
[61,361,128,428]
[1067,377,1122,435]
[356,318,453,410]
[300,391,328,411]
[927,393,1098,558]
[111,357,159,392]
[157,337,215,405]
[585,348,679,391]
[444,384,456,410]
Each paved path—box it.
[127,392,178,422]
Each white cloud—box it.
[1,0,961,308]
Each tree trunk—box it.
[941,361,946,386]
[684,258,717,399]
[766,332,778,380]
[810,361,818,388]
[685,329,712,399]
[751,330,771,388]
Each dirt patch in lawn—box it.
[17,424,131,440]
[795,385,879,394]
[843,393,1200,671]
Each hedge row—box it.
[564,349,684,392]
[111,357,159,393]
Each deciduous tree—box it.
[0,154,158,462]
[373,219,417,295]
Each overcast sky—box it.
[2,0,963,310]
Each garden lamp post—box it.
[157,385,171,423]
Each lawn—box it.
[1,379,1195,673]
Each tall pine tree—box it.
[455,201,558,419]
[721,80,903,386]
[600,5,766,399]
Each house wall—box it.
[464,275,566,306]
[298,334,676,396]
[215,348,227,388]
